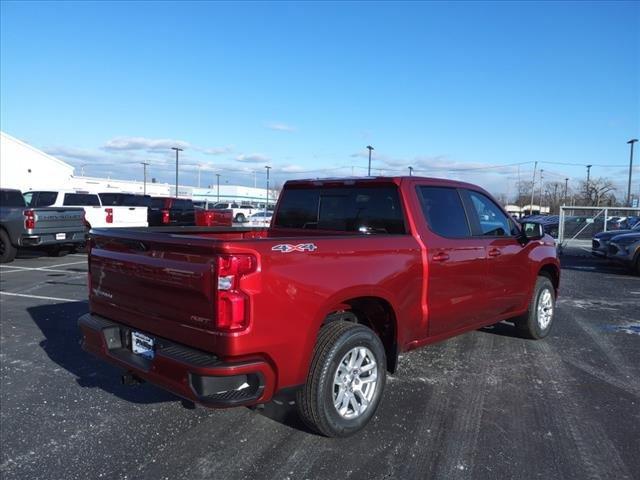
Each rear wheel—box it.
[234,213,246,223]
[514,276,556,339]
[0,229,17,263]
[296,321,386,437]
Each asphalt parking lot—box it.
[1,251,639,480]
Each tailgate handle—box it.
[129,207,135,210]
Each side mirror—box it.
[521,222,544,241]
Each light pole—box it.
[529,161,537,215]
[216,174,221,203]
[586,164,592,203]
[140,162,150,195]
[265,166,271,217]
[408,166,413,176]
[564,178,569,205]
[538,169,544,209]
[366,145,374,176]
[171,147,183,198]
[627,139,638,206]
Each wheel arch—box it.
[538,262,560,294]
[320,295,399,374]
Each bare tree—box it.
[577,177,617,206]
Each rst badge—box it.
[271,243,318,253]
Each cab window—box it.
[467,191,513,236]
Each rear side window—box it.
[1,190,26,207]
[417,187,470,238]
[63,193,100,206]
[274,186,406,234]
[25,191,58,207]
[151,198,167,209]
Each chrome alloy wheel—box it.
[537,288,554,329]
[332,347,378,419]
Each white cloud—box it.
[235,153,271,163]
[265,122,296,132]
[103,136,190,152]
[200,145,234,155]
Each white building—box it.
[1,131,277,203]
[1,131,74,191]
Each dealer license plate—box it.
[131,331,155,359]
[55,233,66,240]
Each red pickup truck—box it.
[79,177,559,437]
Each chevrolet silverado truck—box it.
[79,177,560,437]
[0,188,87,263]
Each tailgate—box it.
[31,208,85,233]
[89,231,218,334]
[113,206,148,227]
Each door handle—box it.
[432,252,450,262]
[488,248,501,257]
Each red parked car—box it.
[79,177,559,437]
[194,208,233,227]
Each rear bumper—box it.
[78,313,276,407]
[20,231,86,247]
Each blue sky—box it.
[1,1,638,197]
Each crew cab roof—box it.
[283,176,486,191]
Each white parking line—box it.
[0,266,86,274]
[0,291,81,302]
[44,261,87,268]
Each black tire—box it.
[296,321,386,437]
[515,276,556,339]
[0,229,17,264]
[45,246,68,257]
[634,254,640,276]
[235,213,246,223]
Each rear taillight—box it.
[24,209,35,230]
[162,209,170,224]
[105,208,113,224]
[216,254,256,332]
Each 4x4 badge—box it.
[272,243,318,253]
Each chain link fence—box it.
[557,206,640,255]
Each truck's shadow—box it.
[27,301,176,405]
[27,300,316,432]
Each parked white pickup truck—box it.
[23,191,148,228]
[210,201,256,223]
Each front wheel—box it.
[234,213,246,223]
[296,321,386,437]
[514,276,556,339]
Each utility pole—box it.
[529,161,537,216]
[171,147,183,198]
[408,166,413,176]
[627,139,638,206]
[538,169,544,211]
[564,178,569,204]
[586,164,592,204]
[216,174,221,203]
[265,166,271,217]
[366,145,374,176]
[140,162,150,195]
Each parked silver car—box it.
[608,232,640,275]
